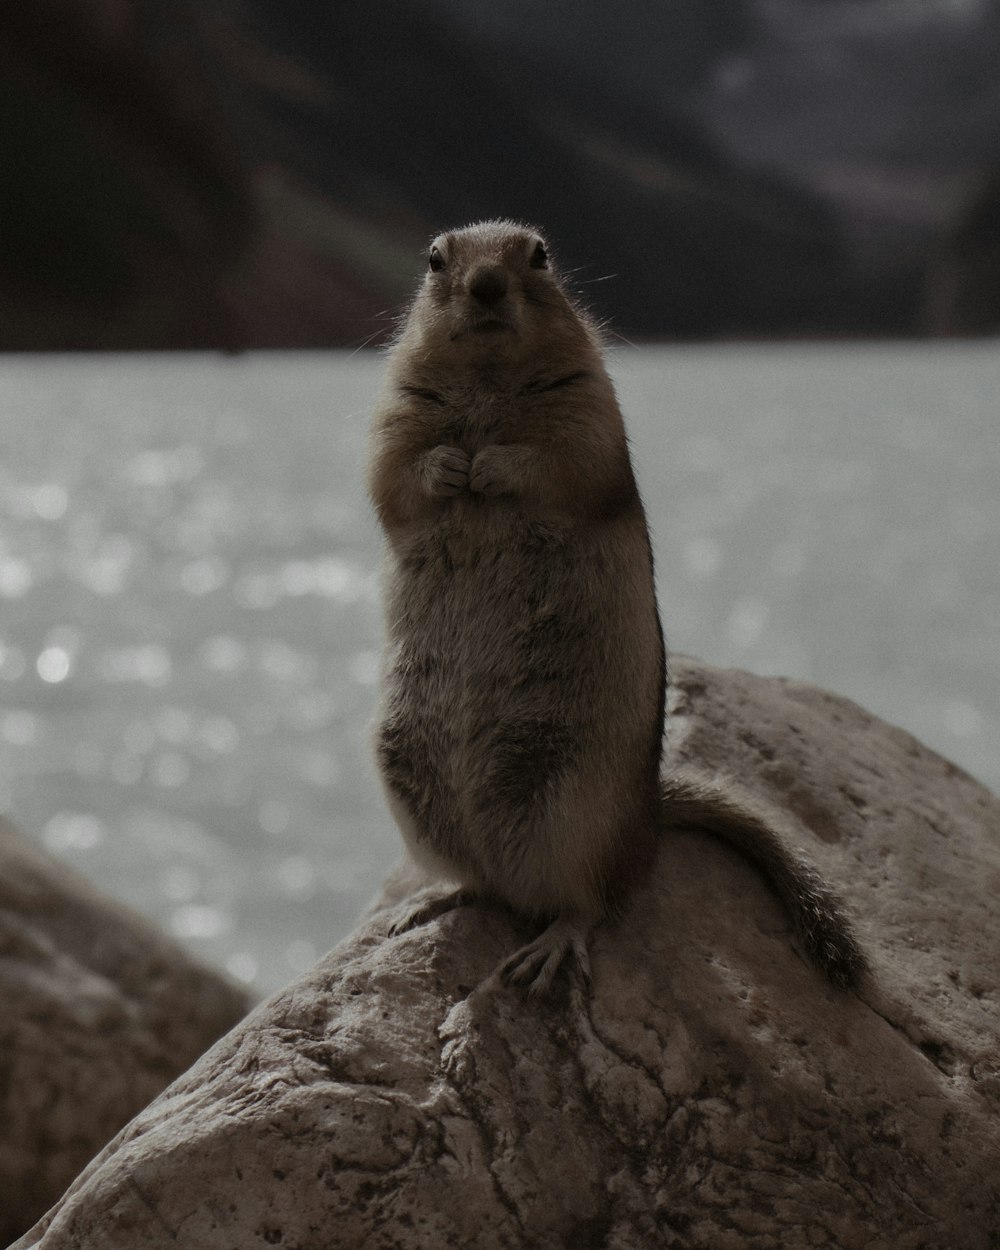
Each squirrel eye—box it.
[529,241,548,269]
[428,245,446,272]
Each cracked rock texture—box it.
[0,818,252,1245]
[11,658,1000,1250]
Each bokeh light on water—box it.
[0,352,390,994]
[0,346,996,995]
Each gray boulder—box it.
[1,819,252,1244]
[11,658,1000,1249]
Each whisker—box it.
[346,303,411,357]
[603,327,640,350]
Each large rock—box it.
[0,818,252,1244]
[11,658,1000,1249]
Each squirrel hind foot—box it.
[499,917,593,996]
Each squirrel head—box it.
[399,220,596,368]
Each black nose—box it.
[468,265,508,307]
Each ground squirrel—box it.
[368,219,866,995]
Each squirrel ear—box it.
[528,240,548,269]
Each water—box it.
[0,344,996,994]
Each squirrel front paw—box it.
[469,445,517,496]
[422,445,470,496]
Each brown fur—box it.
[369,220,866,994]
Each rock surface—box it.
[11,657,1000,1250]
[0,818,252,1245]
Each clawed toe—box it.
[387,906,422,938]
[388,887,475,937]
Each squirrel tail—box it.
[660,769,868,989]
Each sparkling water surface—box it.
[0,344,996,994]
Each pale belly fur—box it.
[375,508,663,917]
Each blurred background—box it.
[3,0,1000,347]
[0,0,997,993]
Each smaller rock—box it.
[0,816,252,1244]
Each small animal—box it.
[368,219,865,995]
